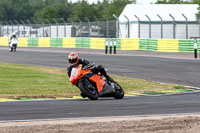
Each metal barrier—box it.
[0,19,117,38]
[1,14,200,39]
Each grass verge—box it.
[0,63,188,99]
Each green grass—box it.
[0,63,187,99]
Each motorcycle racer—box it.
[67,52,124,100]
[67,52,113,83]
[9,33,18,52]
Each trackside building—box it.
[118,4,199,39]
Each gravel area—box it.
[1,114,200,133]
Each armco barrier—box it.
[139,39,157,51]
[76,37,90,48]
[28,38,38,47]
[51,38,62,47]
[18,38,28,47]
[38,38,51,47]
[0,37,199,53]
[120,38,140,50]
[90,38,105,49]
[0,37,8,46]
[62,38,76,48]
[157,39,179,52]
[178,39,200,52]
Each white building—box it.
[118,4,199,39]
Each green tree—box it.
[34,2,73,22]
[69,1,100,22]
[0,0,135,22]
[197,2,200,19]
[102,0,133,20]
[0,0,13,21]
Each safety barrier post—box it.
[114,38,117,54]
[194,39,198,58]
[105,38,108,54]
[110,38,112,54]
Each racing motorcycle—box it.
[69,64,124,100]
[10,43,17,52]
[9,39,17,52]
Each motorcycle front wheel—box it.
[112,81,124,99]
[78,80,98,100]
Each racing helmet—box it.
[11,33,16,38]
[68,52,79,66]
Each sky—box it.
[70,0,158,4]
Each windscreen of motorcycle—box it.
[69,67,80,83]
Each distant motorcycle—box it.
[9,36,18,52]
[69,64,124,100]
[9,43,17,52]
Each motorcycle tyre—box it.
[112,81,124,99]
[78,80,98,100]
[13,44,17,52]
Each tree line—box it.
[0,0,199,23]
[0,0,134,23]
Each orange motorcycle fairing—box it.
[89,74,106,93]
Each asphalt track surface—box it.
[1,47,200,121]
[1,93,200,121]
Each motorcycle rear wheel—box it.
[78,80,98,100]
[112,81,124,99]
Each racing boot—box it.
[105,75,114,85]
[99,66,113,83]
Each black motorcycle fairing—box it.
[77,72,124,100]
[84,73,116,97]
[84,73,94,79]
[98,83,115,97]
